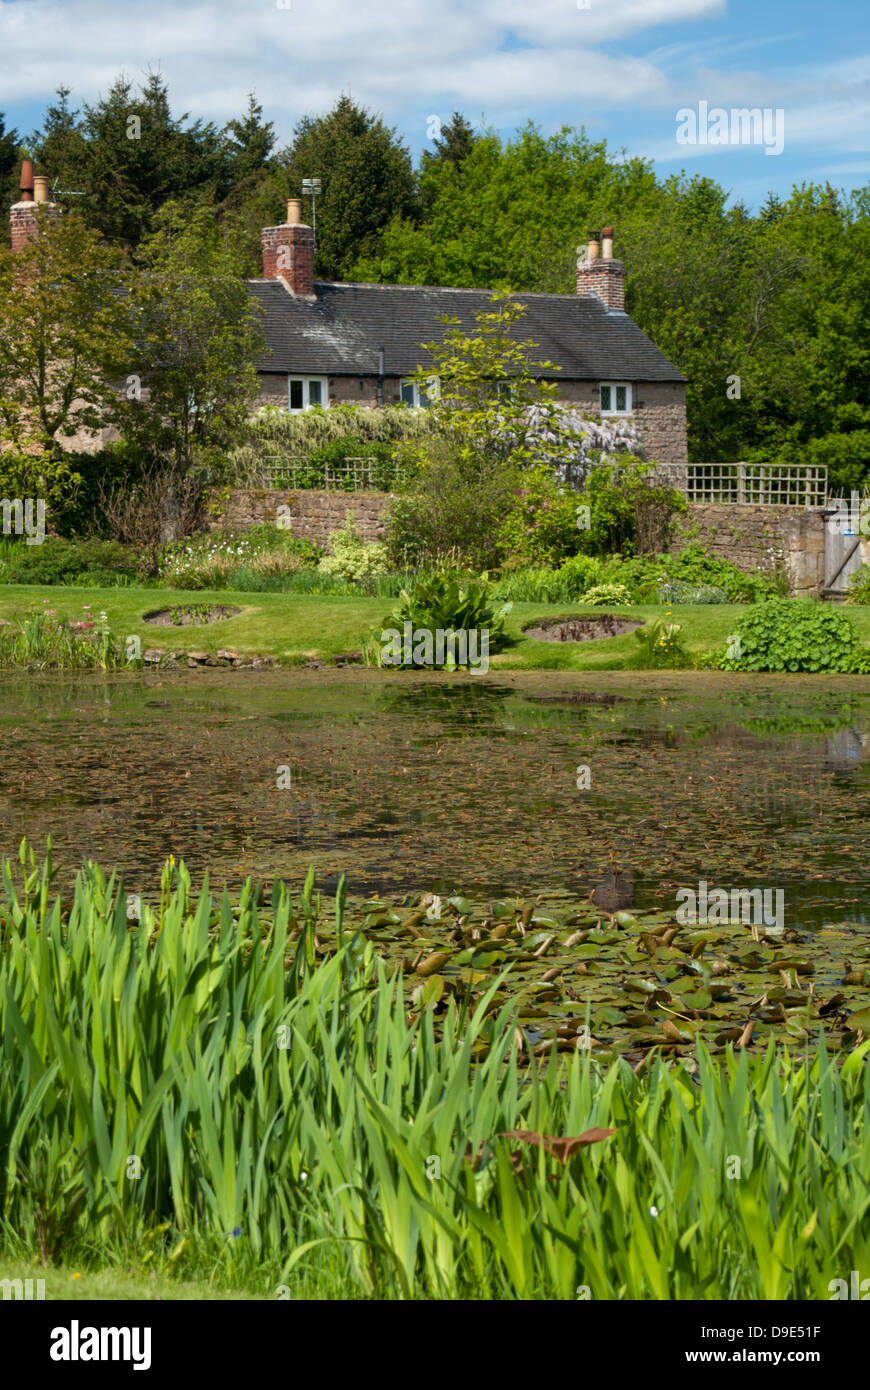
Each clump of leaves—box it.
[580,583,632,607]
[720,598,868,673]
[365,573,512,667]
[623,618,691,669]
[318,514,391,580]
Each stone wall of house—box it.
[676,503,828,594]
[205,487,392,545]
[554,378,688,477]
[252,375,689,476]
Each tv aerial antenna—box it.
[301,177,321,258]
[50,178,86,199]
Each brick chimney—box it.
[261,199,315,296]
[576,225,625,311]
[10,161,57,251]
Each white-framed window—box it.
[400,377,439,408]
[599,382,632,415]
[288,377,328,411]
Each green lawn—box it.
[0,1261,269,1300]
[2,582,870,669]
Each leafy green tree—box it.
[282,95,417,279]
[122,201,264,477]
[76,72,228,247]
[0,210,133,506]
[387,293,582,569]
[29,87,90,208]
[0,113,21,232]
[222,94,276,184]
[421,112,477,172]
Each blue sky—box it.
[0,0,867,210]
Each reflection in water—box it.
[0,670,869,930]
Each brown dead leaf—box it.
[496,1127,616,1163]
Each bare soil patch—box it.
[143,604,242,627]
[523,614,643,642]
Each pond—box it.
[4,668,870,1054]
[2,668,869,930]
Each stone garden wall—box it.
[208,489,842,595]
[675,503,827,595]
[206,488,393,545]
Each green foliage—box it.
[721,599,866,673]
[389,295,592,571]
[282,95,417,280]
[845,564,870,606]
[576,456,686,558]
[579,583,633,607]
[654,543,783,603]
[2,845,870,1297]
[598,545,780,604]
[228,403,435,487]
[657,580,729,604]
[384,436,518,572]
[122,202,264,478]
[623,619,691,669]
[491,553,602,603]
[159,524,320,590]
[0,212,132,483]
[0,537,138,586]
[0,604,130,670]
[368,574,511,667]
[497,466,584,566]
[318,515,391,580]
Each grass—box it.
[2,582,870,669]
[2,842,869,1300]
[0,1262,268,1300]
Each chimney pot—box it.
[576,221,624,311]
[19,160,34,202]
[286,198,303,225]
[33,176,50,205]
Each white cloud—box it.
[0,0,865,186]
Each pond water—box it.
[2,668,870,933]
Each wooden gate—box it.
[822,495,868,596]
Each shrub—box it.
[660,543,782,603]
[159,525,320,589]
[720,599,867,673]
[559,553,604,596]
[0,538,139,586]
[366,574,512,667]
[496,466,584,567]
[318,515,391,580]
[575,456,686,557]
[383,437,519,572]
[490,554,603,604]
[580,583,633,607]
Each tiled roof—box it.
[246,279,686,383]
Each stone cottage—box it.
[249,205,688,481]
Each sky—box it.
[0,0,868,210]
